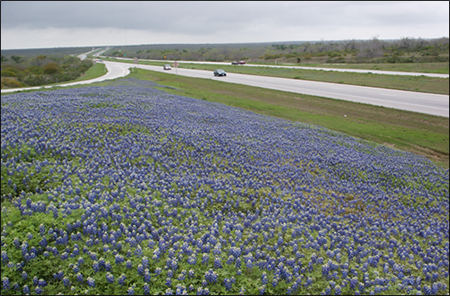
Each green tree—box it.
[11,55,22,63]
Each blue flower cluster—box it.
[1,78,448,295]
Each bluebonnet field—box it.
[1,78,449,295]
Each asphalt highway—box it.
[111,57,450,78]
[111,61,449,117]
[2,60,448,118]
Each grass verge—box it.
[103,58,449,95]
[73,62,107,81]
[128,68,449,168]
[284,62,449,74]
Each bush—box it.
[26,65,44,74]
[1,70,17,77]
[326,57,346,63]
[385,57,415,63]
[62,72,78,81]
[261,53,283,60]
[43,62,60,74]
[328,52,342,58]
[1,77,24,88]
[23,74,46,86]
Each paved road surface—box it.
[111,57,450,78]
[2,60,448,117]
[112,61,449,117]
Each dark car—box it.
[214,69,226,76]
[231,61,239,65]
[238,61,246,65]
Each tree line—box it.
[1,54,93,89]
[105,37,449,64]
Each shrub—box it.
[314,52,327,57]
[326,57,346,63]
[43,62,60,74]
[1,77,24,88]
[23,74,46,86]
[261,53,283,60]
[1,70,17,77]
[26,66,44,75]
[328,52,342,58]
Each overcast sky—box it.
[1,1,449,50]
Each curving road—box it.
[1,61,130,93]
[2,59,448,117]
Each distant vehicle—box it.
[214,69,226,77]
[163,64,172,70]
[238,61,245,65]
[231,61,239,65]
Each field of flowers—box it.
[1,78,449,295]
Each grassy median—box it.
[283,62,449,74]
[104,58,449,95]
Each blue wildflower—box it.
[126,260,133,269]
[106,272,115,283]
[23,285,30,294]
[118,274,126,285]
[2,277,10,290]
[143,283,150,295]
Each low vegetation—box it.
[283,62,449,74]
[1,54,96,89]
[104,37,449,65]
[1,40,448,295]
[126,69,449,168]
[1,79,448,295]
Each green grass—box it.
[73,62,107,81]
[287,62,449,74]
[126,68,449,168]
[103,58,449,95]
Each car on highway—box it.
[163,64,172,70]
[231,61,246,65]
[214,69,226,77]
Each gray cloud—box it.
[1,1,448,49]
